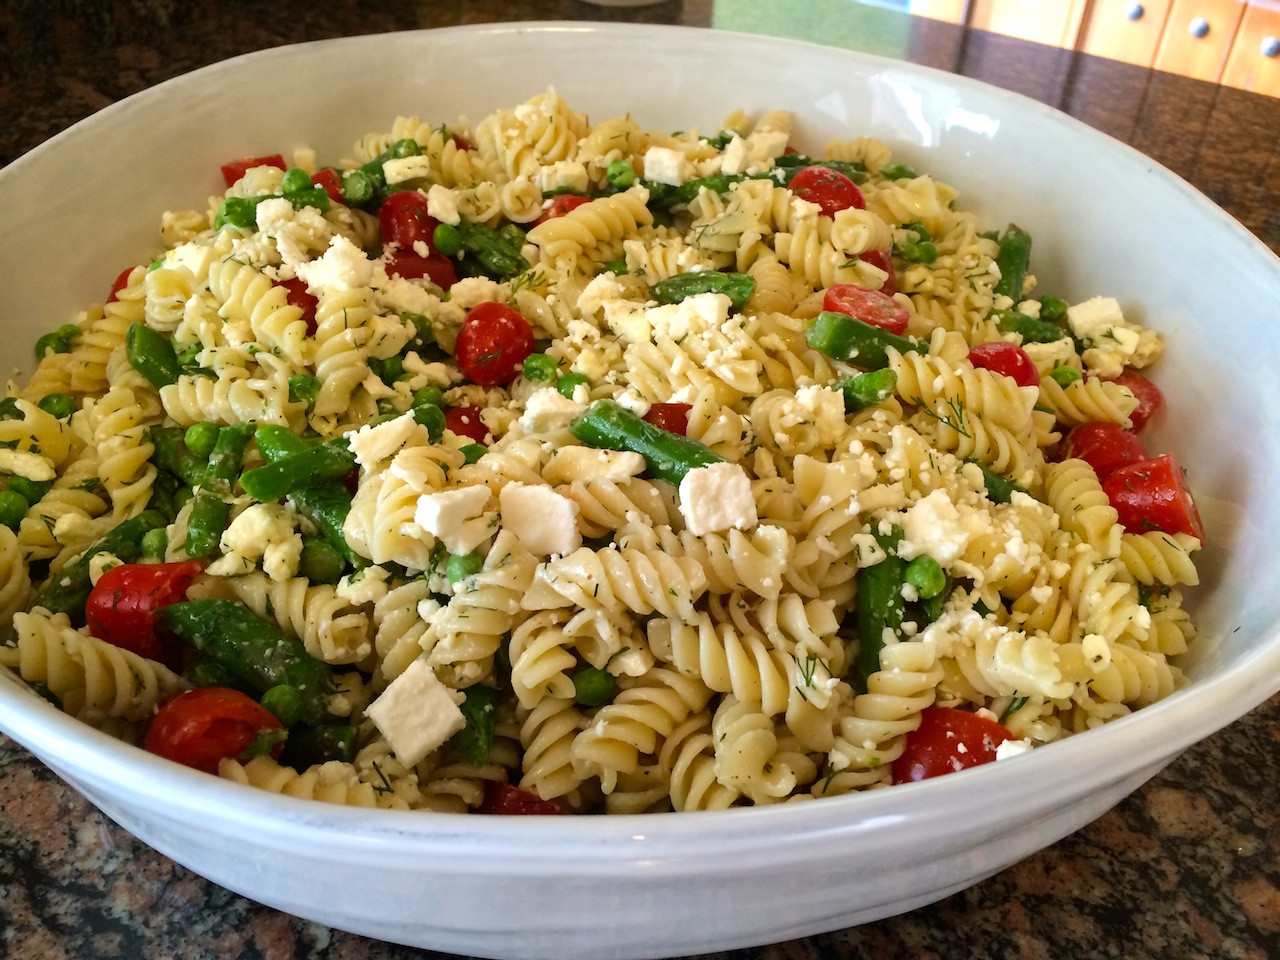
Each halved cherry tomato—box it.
[858,248,896,296]
[445,405,490,444]
[454,302,536,386]
[642,402,693,436]
[451,134,477,152]
[379,190,439,250]
[1102,454,1204,540]
[891,706,1017,784]
[276,277,319,335]
[107,266,135,303]
[85,560,204,667]
[219,154,286,189]
[311,168,345,206]
[479,781,567,815]
[534,194,591,225]
[1060,421,1149,480]
[789,166,865,217]
[822,284,909,335]
[967,341,1039,388]
[385,250,457,290]
[1107,369,1164,431]
[145,687,285,774]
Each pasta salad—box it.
[0,90,1203,813]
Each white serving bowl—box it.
[2,22,1279,960]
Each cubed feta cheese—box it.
[642,146,691,186]
[425,184,462,226]
[207,502,302,581]
[296,234,373,292]
[499,483,582,555]
[0,449,54,482]
[678,462,758,535]
[448,277,506,310]
[365,659,466,767]
[645,291,731,342]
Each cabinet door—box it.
[1079,0,1175,67]
[968,0,1091,47]
[1153,0,1246,82]
[908,0,969,23]
[1221,2,1280,97]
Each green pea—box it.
[55,324,81,340]
[0,489,28,529]
[411,385,445,409]
[573,667,615,707]
[446,551,484,585]
[391,138,421,159]
[556,373,590,400]
[183,422,220,460]
[214,196,262,229]
[140,527,168,562]
[375,355,404,382]
[288,374,320,407]
[601,259,628,275]
[281,168,312,195]
[299,537,346,585]
[522,352,558,382]
[904,555,947,601]
[260,684,304,728]
[1050,365,1083,388]
[341,169,375,205]
[1039,296,1069,322]
[36,393,74,419]
[607,159,635,188]
[881,162,918,180]
[460,443,486,465]
[432,223,463,257]
[7,475,50,504]
[34,332,70,359]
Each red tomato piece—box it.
[858,249,896,296]
[479,781,567,815]
[1060,421,1149,480]
[822,284,909,335]
[311,168,345,206]
[445,405,490,444]
[891,706,1017,784]
[642,402,693,436]
[107,266,135,303]
[454,302,536,386]
[1107,369,1165,431]
[340,467,361,496]
[276,277,319,335]
[384,250,457,290]
[535,194,591,225]
[145,688,285,774]
[967,341,1040,388]
[85,560,204,667]
[219,154,286,189]
[379,190,439,250]
[450,133,477,152]
[789,166,865,217]
[1102,454,1204,540]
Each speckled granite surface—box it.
[2,2,1279,958]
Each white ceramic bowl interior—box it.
[2,23,1279,960]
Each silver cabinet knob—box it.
[1125,3,1144,21]
[1189,17,1210,39]
[1262,37,1280,58]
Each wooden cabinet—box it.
[1079,0,1175,66]
[1221,1,1280,96]
[968,0,1091,46]
[1154,0,1247,81]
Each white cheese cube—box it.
[1066,296,1126,343]
[365,659,466,767]
[678,462,758,535]
[415,486,495,555]
[520,387,586,434]
[425,184,462,226]
[296,234,373,292]
[642,146,692,186]
[499,483,582,556]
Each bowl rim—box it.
[3,19,1280,855]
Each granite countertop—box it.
[2,2,1280,958]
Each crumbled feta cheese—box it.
[448,277,506,310]
[296,235,372,292]
[1066,296,1143,378]
[642,146,692,186]
[678,462,758,535]
[520,387,586,434]
[576,271,628,316]
[425,184,462,226]
[165,240,218,283]
[995,739,1033,761]
[535,161,590,195]
[895,489,989,564]
[208,503,302,581]
[415,486,496,555]
[720,130,789,176]
[336,565,392,606]
[365,659,466,767]
[346,413,431,472]
[499,483,582,556]
[646,291,732,341]
[0,449,55,482]
[542,447,646,485]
